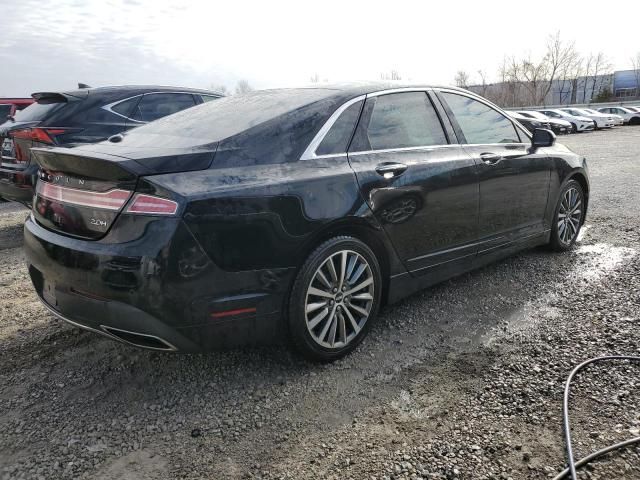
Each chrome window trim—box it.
[300,86,535,161]
[101,91,210,124]
[348,144,462,157]
[348,142,529,157]
[300,95,366,160]
[102,94,145,123]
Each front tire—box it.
[288,236,382,362]
[549,180,585,251]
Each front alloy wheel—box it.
[550,180,584,251]
[289,237,381,361]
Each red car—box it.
[0,98,34,123]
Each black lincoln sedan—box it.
[0,85,221,205]
[24,84,589,361]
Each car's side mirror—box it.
[532,128,555,149]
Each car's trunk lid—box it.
[30,144,216,239]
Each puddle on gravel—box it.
[573,243,636,282]
[482,242,636,346]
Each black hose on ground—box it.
[552,355,640,480]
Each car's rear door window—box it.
[350,92,447,152]
[132,93,197,122]
[440,92,521,144]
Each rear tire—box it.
[549,180,585,251]
[288,236,382,362]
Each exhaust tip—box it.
[100,325,177,351]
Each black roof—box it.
[240,83,470,104]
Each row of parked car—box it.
[2,83,639,207]
[508,105,640,135]
[0,85,221,205]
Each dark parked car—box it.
[0,86,221,205]
[508,111,552,134]
[516,110,572,134]
[24,85,589,361]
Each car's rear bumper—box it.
[0,164,36,206]
[24,214,294,352]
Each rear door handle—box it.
[479,152,502,165]
[375,162,408,178]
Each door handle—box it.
[479,152,502,165]
[375,162,408,178]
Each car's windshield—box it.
[527,111,547,120]
[570,109,589,116]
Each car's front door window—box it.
[440,92,521,144]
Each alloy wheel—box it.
[304,249,374,349]
[557,187,582,245]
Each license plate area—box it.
[42,279,58,309]
[1,137,15,160]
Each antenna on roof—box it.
[78,83,91,89]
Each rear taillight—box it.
[36,182,178,216]
[10,128,70,145]
[37,182,132,211]
[125,194,178,215]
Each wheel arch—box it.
[566,172,589,224]
[293,219,398,305]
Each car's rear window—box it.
[0,105,12,119]
[120,88,339,146]
[14,102,65,122]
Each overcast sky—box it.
[1,0,639,96]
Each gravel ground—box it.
[1,127,639,480]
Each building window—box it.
[615,88,638,98]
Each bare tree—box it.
[235,79,253,95]
[454,70,470,88]
[536,33,579,104]
[380,70,402,81]
[209,83,228,95]
[557,54,583,104]
[477,70,489,97]
[579,53,612,102]
[310,73,320,84]
[632,52,640,97]
[491,33,582,106]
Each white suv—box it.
[560,108,615,129]
[597,107,640,125]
